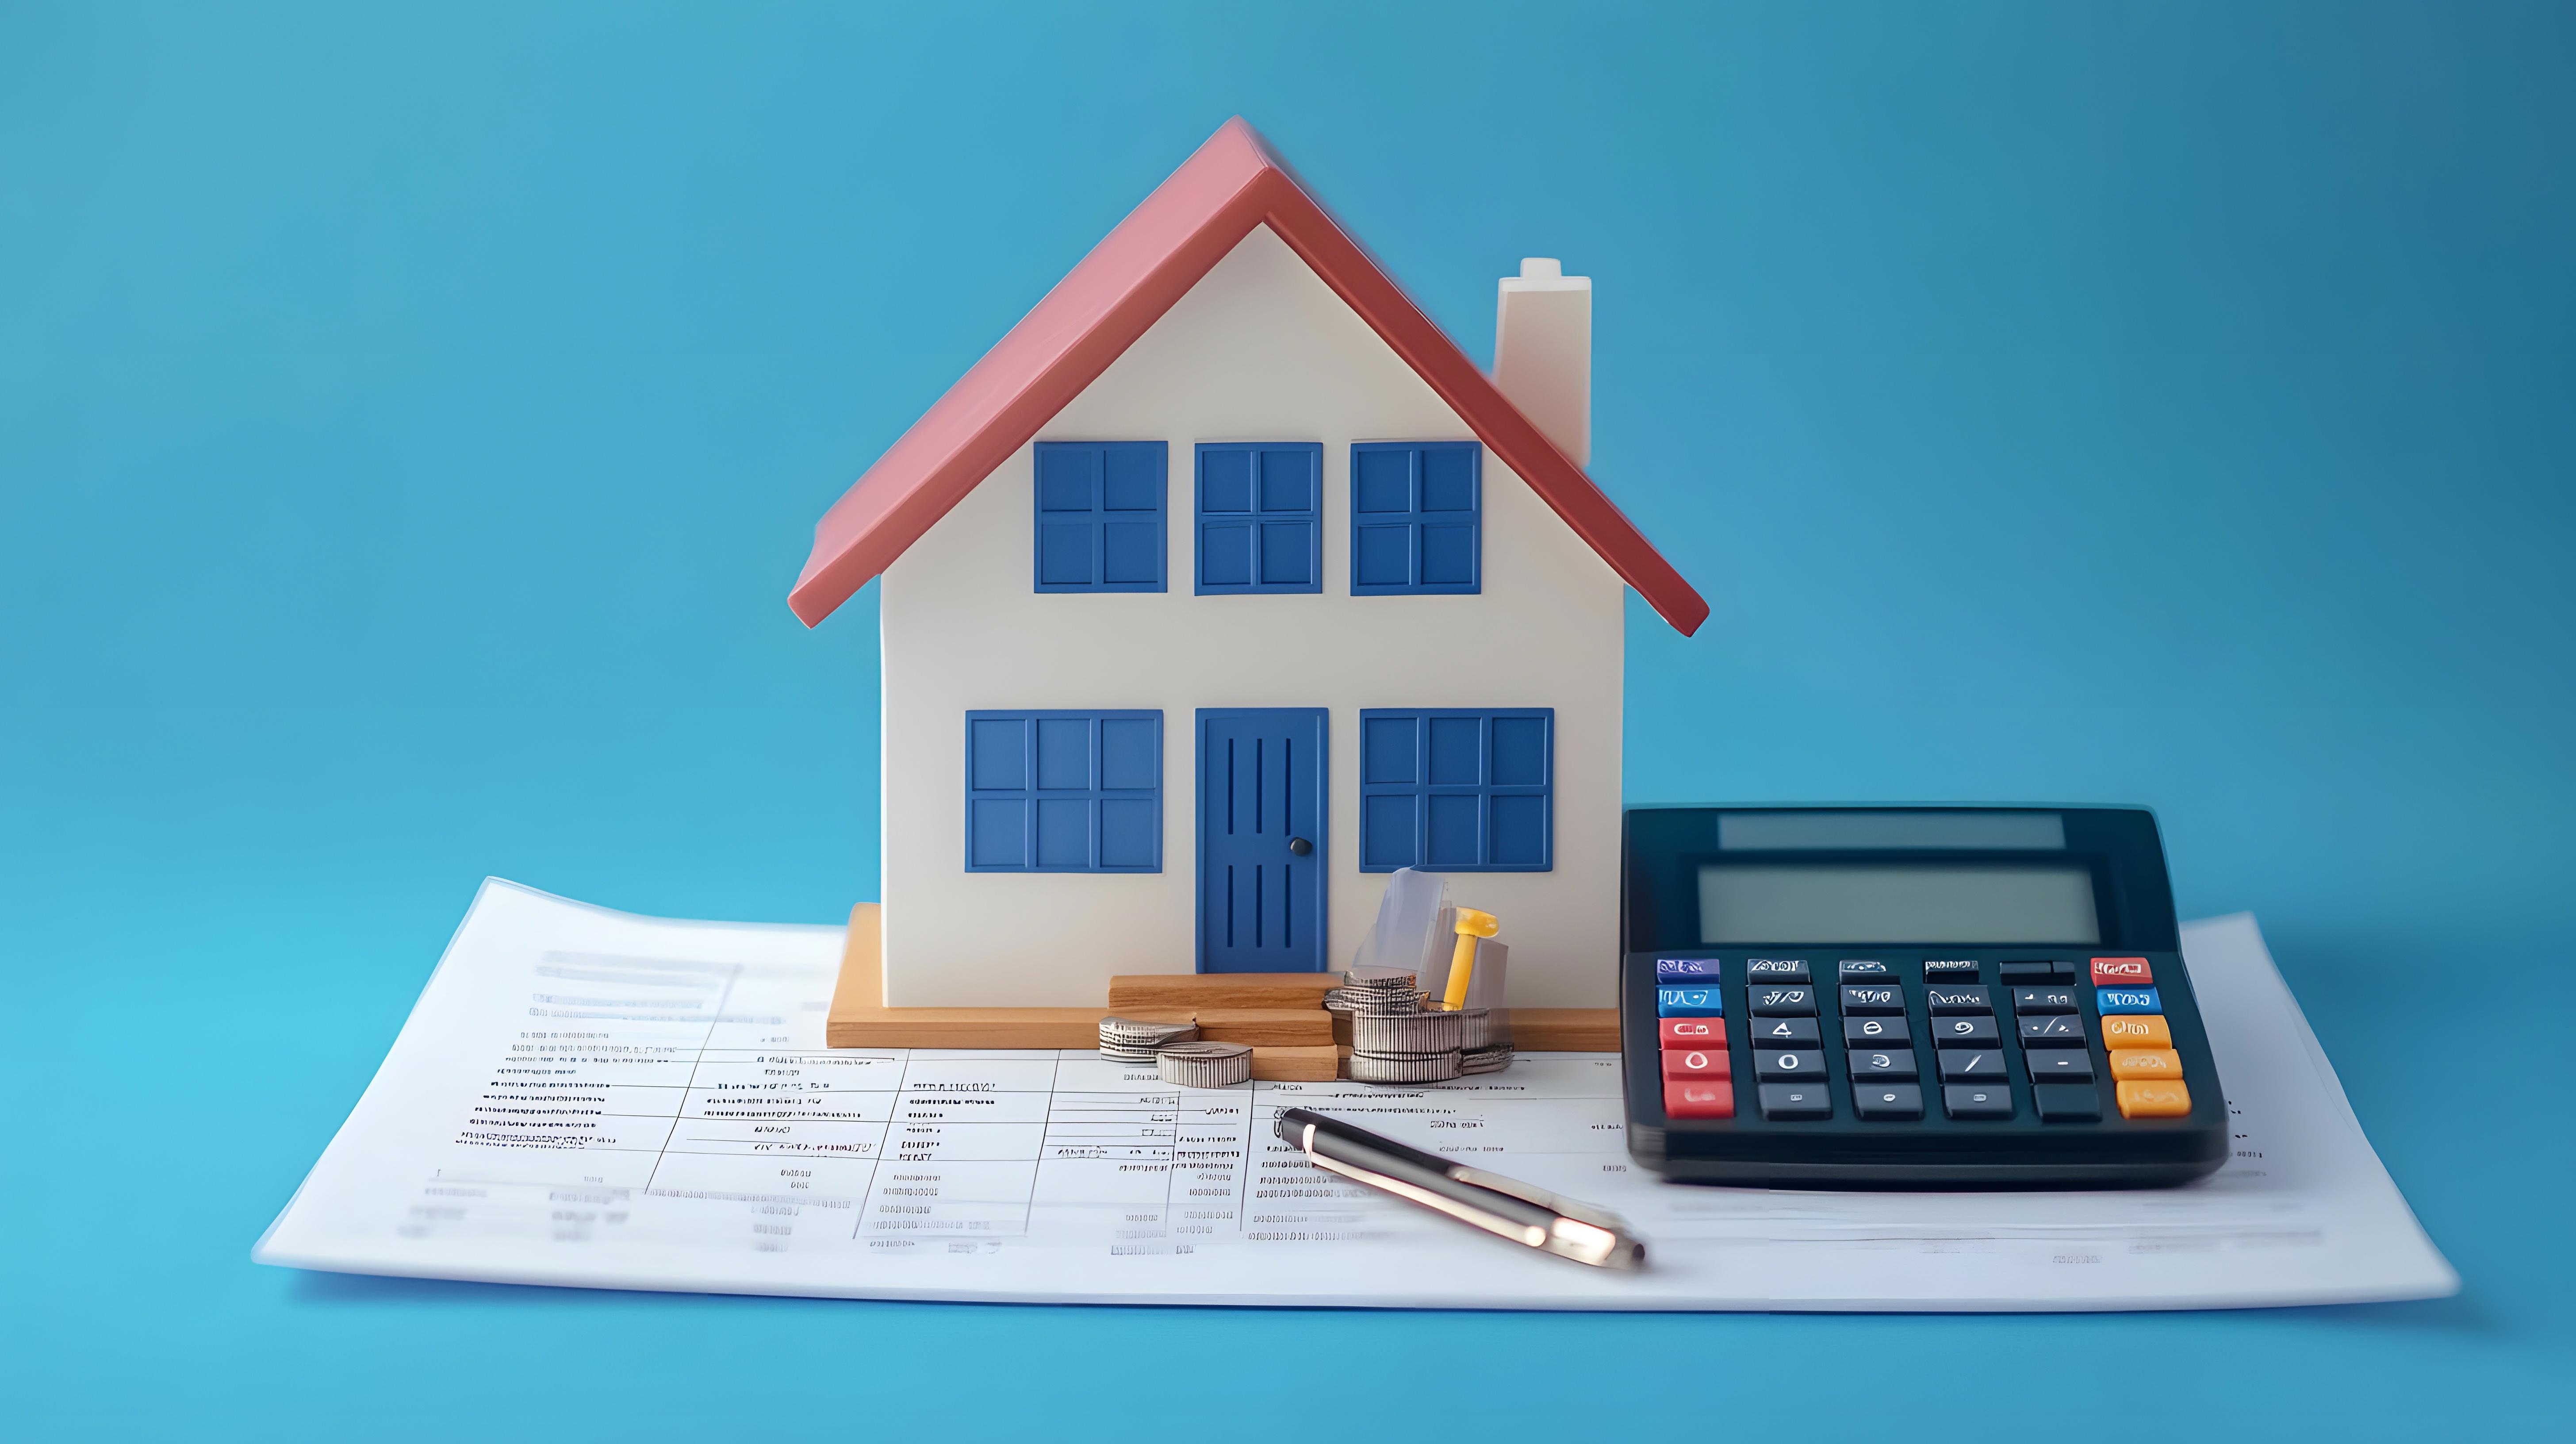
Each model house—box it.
[790,118,1706,1010]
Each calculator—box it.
[1618,806,2227,1188]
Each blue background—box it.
[5,2,2569,1438]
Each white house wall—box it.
[878,225,1627,1009]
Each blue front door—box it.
[1197,708,1327,972]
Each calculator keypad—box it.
[1649,955,2196,1130]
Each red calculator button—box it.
[1659,1018,1727,1049]
[2090,956,2154,986]
[1665,1080,1735,1119]
[1662,1047,1731,1080]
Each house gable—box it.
[791,117,1706,636]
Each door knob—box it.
[1288,836,1312,856]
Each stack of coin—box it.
[1097,1015,1197,1063]
[1156,1041,1253,1087]
[1336,969,1422,1015]
[1434,1005,1494,1051]
[1348,1008,1463,1084]
[1460,1045,1515,1075]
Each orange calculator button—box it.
[2100,1014,2173,1050]
[2116,1079,2192,1118]
[2109,1048,2184,1079]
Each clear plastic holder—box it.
[1351,867,1450,987]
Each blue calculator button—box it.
[1656,987,1724,1018]
[1654,957,1721,983]
[2097,986,2162,1014]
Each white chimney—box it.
[1492,257,1591,468]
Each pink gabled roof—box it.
[790,117,1708,636]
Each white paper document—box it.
[255,880,2456,1310]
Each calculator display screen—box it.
[1697,863,2102,945]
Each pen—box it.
[1274,1107,1645,1270]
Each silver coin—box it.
[1155,1041,1251,1059]
[1158,1043,1252,1087]
[1459,1045,1515,1074]
[1346,1051,1461,1084]
[1351,1010,1464,1054]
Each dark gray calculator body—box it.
[1620,806,2228,1189]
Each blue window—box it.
[1350,442,1480,595]
[965,711,1162,871]
[1034,442,1166,592]
[1357,709,1552,872]
[1195,442,1322,593]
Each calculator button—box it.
[2108,1048,2183,1079]
[1656,987,1725,1018]
[1933,1015,2001,1047]
[1747,1016,1822,1046]
[2033,1083,2102,1122]
[1758,1083,1832,1120]
[1937,1048,2006,1081]
[1943,1085,2013,1120]
[2096,986,2161,1015]
[1844,1015,1911,1046]
[1747,986,1817,1016]
[1999,961,2056,982]
[2101,1014,2173,1051]
[1920,960,1981,982]
[1840,984,1905,1015]
[1848,1048,1918,1080]
[2012,986,2078,1014]
[1925,984,1993,1015]
[1654,957,1722,983]
[2091,957,2154,986]
[1754,1049,1827,1081]
[1838,959,1894,983]
[2018,1014,2085,1044]
[2023,1048,2095,1082]
[1744,958,1812,983]
[2116,1079,2192,1118]
[1658,1018,1726,1048]
[1664,1080,1735,1119]
[1661,1047,1732,1081]
[1854,1083,1923,1120]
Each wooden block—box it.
[1193,1008,1333,1046]
[828,902,886,1013]
[1512,1008,1620,1052]
[1108,1007,1196,1025]
[1250,1045,1339,1081]
[827,1009,1105,1049]
[1108,972,1340,1010]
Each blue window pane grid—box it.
[1349,442,1481,595]
[1355,708,1552,872]
[1032,442,1167,592]
[1196,442,1322,594]
[964,710,1162,872]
